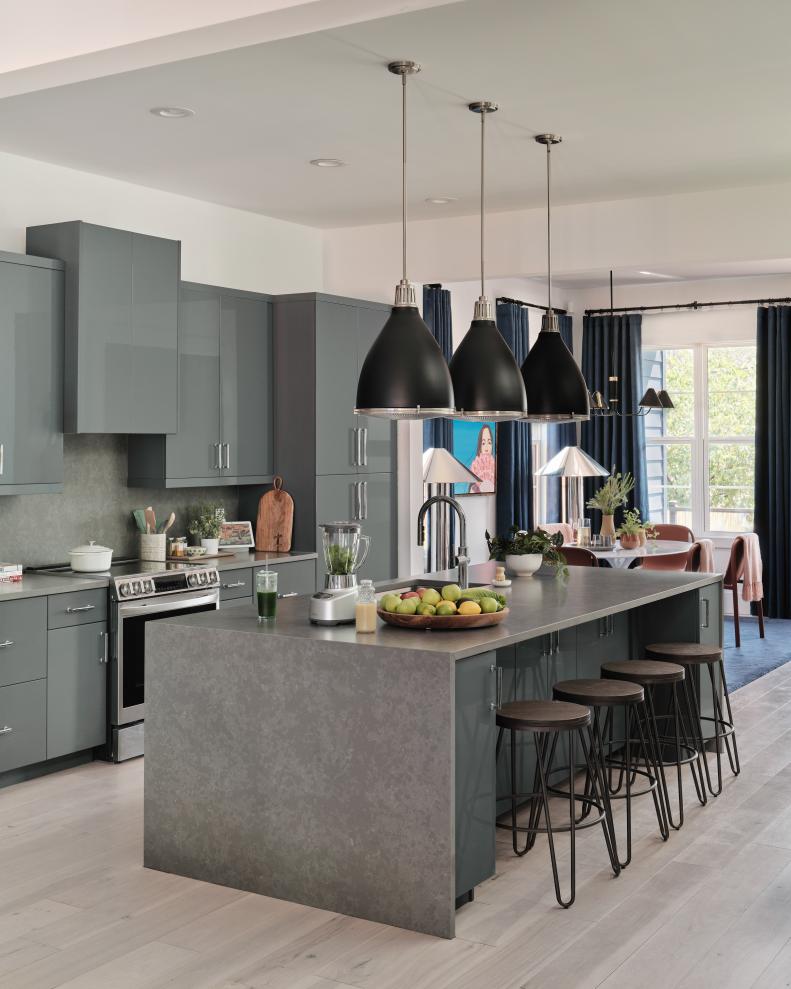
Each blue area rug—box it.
[724,615,791,691]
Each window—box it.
[642,344,756,535]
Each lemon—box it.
[458,600,482,616]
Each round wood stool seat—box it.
[496,699,591,732]
[553,678,644,707]
[602,660,685,684]
[645,642,723,665]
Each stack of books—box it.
[0,563,23,583]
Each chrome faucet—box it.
[417,494,470,589]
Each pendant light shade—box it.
[449,101,527,421]
[355,61,454,420]
[521,134,590,423]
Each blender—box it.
[309,521,371,625]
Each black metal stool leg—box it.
[534,727,575,908]
[645,685,677,830]
[677,677,708,807]
[590,709,622,869]
[578,726,620,876]
[633,699,669,841]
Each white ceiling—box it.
[1,0,790,228]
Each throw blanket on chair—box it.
[741,533,764,602]
[538,522,574,543]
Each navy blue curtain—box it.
[581,314,648,524]
[543,314,576,522]
[495,301,533,534]
[755,306,791,617]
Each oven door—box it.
[112,589,219,727]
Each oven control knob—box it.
[208,570,218,584]
[198,571,208,584]
[132,581,141,594]
[119,583,130,597]
[187,573,199,587]
[144,580,154,594]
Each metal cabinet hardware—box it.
[0,442,4,475]
[361,427,368,466]
[212,442,221,469]
[599,615,616,637]
[0,640,14,649]
[700,597,710,629]
[353,427,361,467]
[361,481,368,519]
[218,442,230,470]
[222,581,246,589]
[66,605,95,614]
[0,726,12,735]
[278,592,299,599]
[491,663,503,709]
[99,632,108,664]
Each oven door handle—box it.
[118,592,219,617]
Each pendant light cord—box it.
[401,72,407,284]
[546,141,552,317]
[480,108,485,299]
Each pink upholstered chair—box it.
[651,523,695,542]
[563,546,600,568]
[640,542,701,573]
[724,536,765,648]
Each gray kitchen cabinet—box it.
[275,293,397,586]
[26,221,179,434]
[220,567,253,603]
[47,589,108,629]
[128,283,273,487]
[455,651,497,901]
[47,622,107,759]
[267,560,316,597]
[0,252,64,495]
[576,611,631,679]
[0,597,47,687]
[0,679,46,773]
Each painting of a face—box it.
[452,420,497,496]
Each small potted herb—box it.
[486,527,567,577]
[616,508,643,550]
[586,469,635,539]
[188,503,226,555]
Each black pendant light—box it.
[448,101,527,421]
[355,61,455,420]
[521,134,590,422]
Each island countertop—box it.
[159,560,721,660]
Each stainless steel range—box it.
[30,559,220,762]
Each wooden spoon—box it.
[144,506,156,535]
[161,512,176,534]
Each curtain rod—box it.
[496,295,567,315]
[585,295,791,316]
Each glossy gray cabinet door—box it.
[130,233,179,434]
[356,473,395,582]
[0,679,46,773]
[220,294,273,481]
[0,597,47,687]
[47,623,107,759]
[316,301,358,476]
[166,285,221,480]
[356,305,394,475]
[0,256,63,492]
[219,567,253,602]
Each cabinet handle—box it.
[361,427,368,467]
[0,442,4,475]
[99,632,108,664]
[353,428,360,467]
[491,664,503,709]
[66,605,95,614]
[225,443,231,471]
[278,592,298,599]
[352,482,360,520]
[0,726,12,736]
[223,581,246,589]
[0,640,13,649]
[211,443,220,469]
[700,598,710,629]
[361,481,368,520]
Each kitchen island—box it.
[144,562,722,938]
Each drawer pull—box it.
[0,640,14,649]
[278,592,298,599]
[0,726,12,736]
[66,604,96,614]
[223,581,246,589]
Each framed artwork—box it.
[452,421,497,496]
[219,520,255,549]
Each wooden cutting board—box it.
[255,476,294,553]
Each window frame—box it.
[643,340,755,539]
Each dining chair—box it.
[564,547,600,567]
[724,535,765,648]
[650,523,695,542]
[640,542,700,573]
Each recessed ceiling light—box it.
[310,158,346,168]
[150,106,195,119]
[425,196,457,205]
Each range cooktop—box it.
[28,558,217,580]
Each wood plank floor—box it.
[3,663,791,989]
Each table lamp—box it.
[535,446,609,525]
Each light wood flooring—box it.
[3,662,791,989]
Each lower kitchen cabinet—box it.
[0,679,46,773]
[47,622,107,759]
[0,597,47,687]
[219,567,253,603]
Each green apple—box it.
[441,583,462,602]
[417,603,436,616]
[381,594,401,613]
[421,587,442,606]
[436,602,457,616]
[396,599,419,615]
[479,596,499,614]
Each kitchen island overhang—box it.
[144,563,723,939]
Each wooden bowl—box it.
[377,608,509,631]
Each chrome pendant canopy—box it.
[449,101,527,421]
[521,134,590,423]
[355,61,454,420]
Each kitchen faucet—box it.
[416,494,469,589]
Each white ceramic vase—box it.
[201,538,220,555]
[505,553,542,577]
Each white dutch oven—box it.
[70,540,114,572]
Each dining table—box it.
[564,538,692,569]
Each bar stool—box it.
[495,699,620,908]
[645,642,739,796]
[552,679,669,867]
[601,661,707,830]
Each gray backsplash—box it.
[0,435,240,566]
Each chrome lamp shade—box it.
[423,447,481,484]
[535,445,608,525]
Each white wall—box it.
[0,150,323,293]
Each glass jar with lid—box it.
[355,579,377,633]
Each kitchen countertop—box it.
[162,560,721,661]
[0,572,109,601]
[211,549,316,571]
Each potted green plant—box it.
[616,508,643,550]
[188,503,226,555]
[586,469,635,538]
[486,527,567,577]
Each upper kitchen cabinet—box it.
[26,221,179,434]
[0,252,64,495]
[127,282,273,487]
